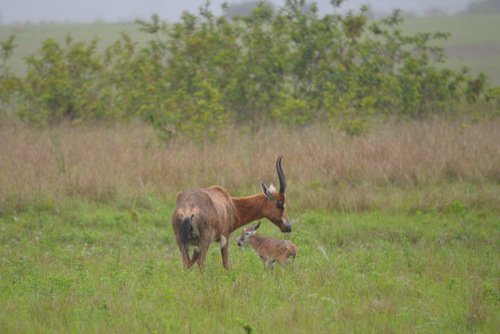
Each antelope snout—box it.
[237,241,243,247]
[282,222,292,233]
[281,211,292,233]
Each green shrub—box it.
[16,35,114,124]
[1,1,497,140]
[0,35,21,116]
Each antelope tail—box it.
[180,216,192,246]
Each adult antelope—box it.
[172,156,291,271]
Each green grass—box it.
[1,14,500,84]
[1,199,498,332]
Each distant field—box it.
[402,15,500,86]
[1,14,499,85]
[0,23,145,77]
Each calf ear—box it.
[261,181,274,200]
[255,221,261,231]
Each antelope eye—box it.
[246,232,251,236]
[277,201,284,209]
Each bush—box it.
[0,35,21,117]
[16,35,116,124]
[1,0,496,140]
[127,0,495,133]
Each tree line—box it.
[1,0,498,141]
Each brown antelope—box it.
[237,221,298,269]
[172,156,291,271]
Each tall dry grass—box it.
[1,119,499,214]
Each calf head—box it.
[237,221,261,247]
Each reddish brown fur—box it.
[172,157,291,271]
[237,222,298,269]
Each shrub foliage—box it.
[0,0,497,139]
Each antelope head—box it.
[261,156,292,233]
[237,221,261,247]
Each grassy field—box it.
[1,14,500,85]
[0,23,144,78]
[1,120,499,332]
[403,15,500,86]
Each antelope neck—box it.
[232,193,268,231]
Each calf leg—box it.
[290,249,297,269]
[277,248,289,268]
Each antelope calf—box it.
[172,156,291,271]
[237,221,297,269]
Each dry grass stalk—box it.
[1,119,499,213]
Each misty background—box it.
[0,0,479,25]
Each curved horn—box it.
[276,155,286,194]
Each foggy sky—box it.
[1,0,476,25]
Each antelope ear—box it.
[254,221,261,231]
[261,181,274,200]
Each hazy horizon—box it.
[1,0,476,25]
